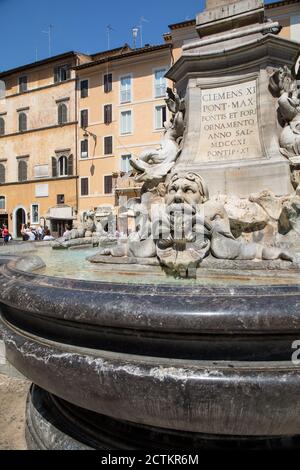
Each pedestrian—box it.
[2,225,9,244]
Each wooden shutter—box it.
[104,175,112,194]
[81,109,88,128]
[58,103,67,125]
[0,164,5,183]
[0,118,4,136]
[81,178,88,196]
[67,155,73,176]
[104,136,113,155]
[80,80,88,98]
[52,157,57,177]
[18,161,27,182]
[19,113,27,132]
[104,104,112,124]
[104,73,112,93]
[54,66,59,83]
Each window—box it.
[18,160,27,182]
[0,117,4,136]
[104,104,112,124]
[31,204,39,224]
[104,136,113,155]
[81,139,88,158]
[121,154,131,173]
[54,64,71,83]
[19,112,27,132]
[58,103,68,125]
[104,73,112,93]
[120,110,132,134]
[0,196,5,210]
[155,105,167,129]
[52,157,58,177]
[104,175,113,194]
[57,194,65,204]
[120,75,132,103]
[58,156,68,176]
[80,109,88,128]
[81,178,89,196]
[57,155,73,176]
[19,76,28,93]
[154,69,167,98]
[80,80,88,98]
[0,164,5,184]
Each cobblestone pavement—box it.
[0,373,30,450]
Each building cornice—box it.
[0,121,77,139]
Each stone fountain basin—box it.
[1,254,300,437]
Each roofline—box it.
[168,0,300,30]
[0,51,87,79]
[90,44,131,58]
[74,44,172,71]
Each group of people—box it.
[0,225,11,244]
[21,224,55,241]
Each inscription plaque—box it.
[198,80,262,162]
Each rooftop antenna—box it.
[132,26,139,49]
[139,16,149,48]
[106,25,115,50]
[42,24,53,57]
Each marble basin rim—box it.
[1,253,300,437]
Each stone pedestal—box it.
[166,0,299,197]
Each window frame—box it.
[119,73,132,104]
[80,109,89,128]
[120,109,133,135]
[18,112,27,132]
[18,159,28,182]
[80,177,89,197]
[153,67,167,99]
[0,117,5,136]
[0,164,5,184]
[80,139,89,159]
[19,75,28,93]
[80,79,89,99]
[30,203,40,225]
[104,174,113,195]
[0,196,5,210]
[103,72,113,93]
[120,154,132,173]
[154,104,167,130]
[103,104,113,124]
[57,102,68,125]
[103,135,113,156]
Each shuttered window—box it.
[18,160,27,182]
[104,73,112,93]
[58,103,68,125]
[81,178,89,196]
[154,69,167,98]
[54,64,71,83]
[67,155,73,176]
[52,157,57,177]
[19,76,28,93]
[0,196,5,209]
[80,109,88,128]
[19,112,27,132]
[104,175,113,194]
[155,105,167,129]
[104,136,113,155]
[0,117,4,136]
[0,164,5,183]
[81,139,88,158]
[80,80,88,98]
[120,110,132,134]
[104,104,112,124]
[120,75,131,103]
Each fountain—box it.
[1,0,300,449]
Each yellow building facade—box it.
[0,0,299,237]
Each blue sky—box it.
[0,0,279,72]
